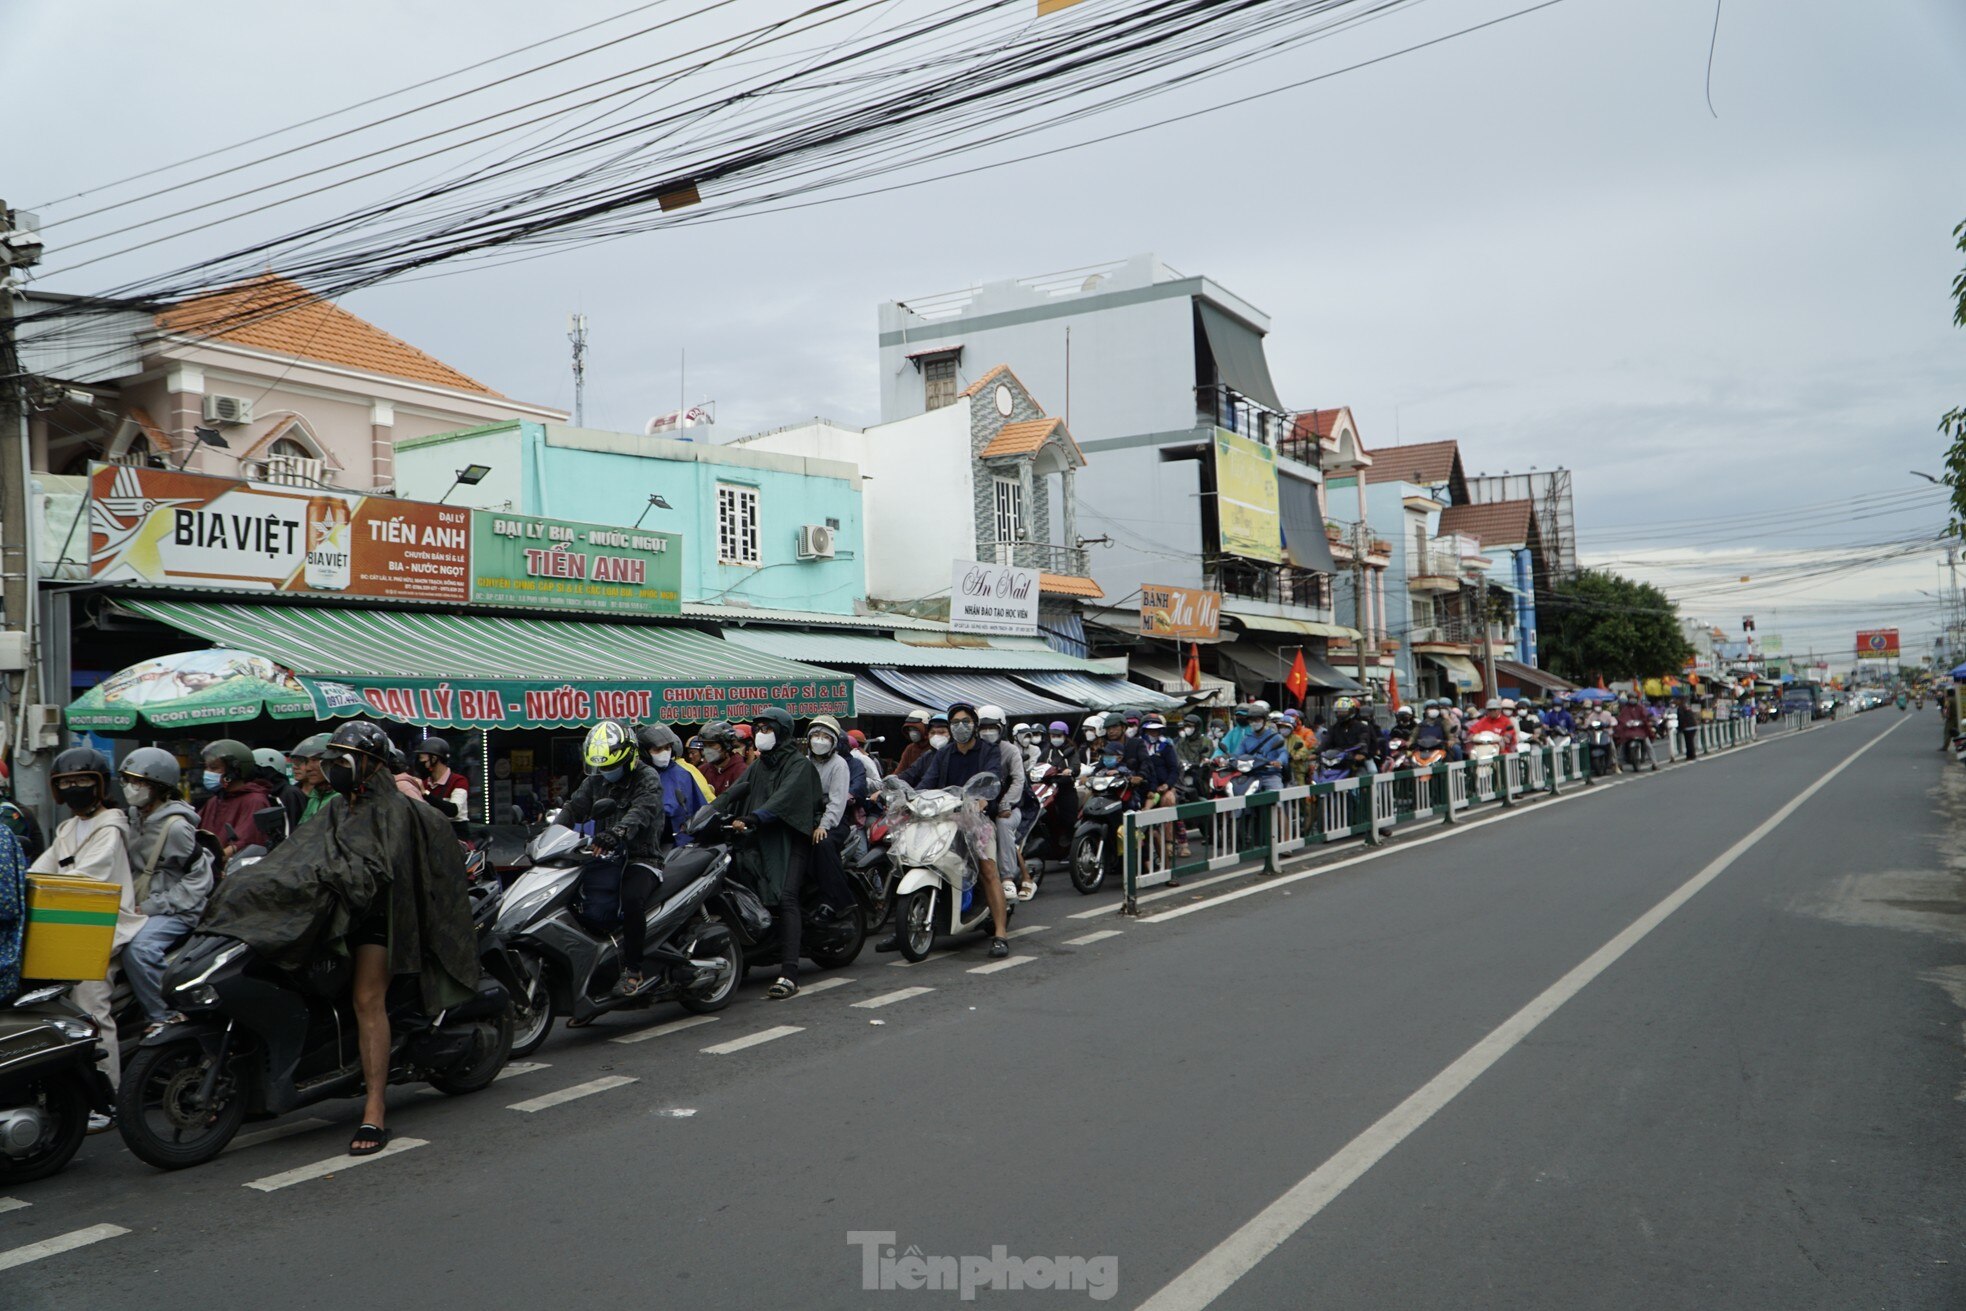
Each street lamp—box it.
[437,463,492,504]
[633,493,672,529]
[1911,470,1943,484]
[171,425,229,472]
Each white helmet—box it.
[1083,713,1106,735]
[1012,722,1032,740]
[1485,699,1501,712]
[976,704,1007,728]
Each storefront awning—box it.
[1013,671,1182,713]
[1217,643,1363,694]
[1223,611,1361,642]
[1422,653,1483,692]
[122,599,854,729]
[867,669,1081,719]
[1494,659,1576,694]
[1129,656,1237,704]
[721,626,1102,672]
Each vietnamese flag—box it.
[1183,643,1201,691]
[1387,668,1402,713]
[1286,649,1311,705]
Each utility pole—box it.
[1351,521,1370,692]
[567,313,588,427]
[1474,568,1498,699]
[0,200,44,803]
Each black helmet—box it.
[753,706,796,740]
[636,722,681,758]
[945,700,978,722]
[699,720,737,747]
[1182,713,1203,729]
[51,746,112,785]
[414,735,451,762]
[327,721,395,765]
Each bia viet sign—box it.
[950,559,1039,636]
[1140,584,1221,641]
[472,512,681,616]
[305,675,855,730]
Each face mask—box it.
[755,731,778,753]
[906,728,922,742]
[124,781,156,809]
[1101,753,1119,767]
[652,750,673,768]
[977,728,1000,744]
[413,758,434,778]
[703,746,723,764]
[201,770,223,792]
[950,722,975,745]
[600,764,626,783]
[810,735,835,756]
[324,758,360,796]
[1049,735,1066,747]
[929,732,950,749]
[57,784,99,814]
[1180,727,1195,738]
[1426,708,1440,718]
[1124,726,1139,738]
[1082,729,1096,740]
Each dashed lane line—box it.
[968,955,1034,975]
[609,1014,720,1045]
[852,986,935,1009]
[244,1138,429,1192]
[783,976,855,998]
[0,1224,129,1273]
[702,1025,803,1055]
[508,1075,637,1113]
[0,1196,30,1215]
[1063,929,1123,946]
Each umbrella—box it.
[1570,687,1617,703]
[1951,663,1966,681]
[67,648,316,733]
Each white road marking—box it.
[888,948,962,968]
[784,976,854,997]
[508,1075,637,1113]
[0,1197,28,1215]
[1064,929,1124,946]
[0,1224,129,1272]
[1006,923,1048,939]
[1134,718,1903,1311]
[609,1014,719,1044]
[654,1108,697,1118]
[702,1025,803,1055]
[243,1137,429,1192]
[968,955,1034,975]
[225,1117,334,1153]
[494,1061,550,1081]
[852,986,935,1009]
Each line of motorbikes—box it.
[2,771,1021,1186]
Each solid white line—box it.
[702,1025,803,1055]
[0,1196,28,1215]
[968,954,1034,975]
[225,1117,335,1153]
[1134,717,1903,1311]
[1064,929,1123,946]
[609,1014,720,1044]
[0,1224,129,1272]
[852,986,935,1009]
[507,1075,637,1113]
[785,976,854,997]
[243,1138,428,1192]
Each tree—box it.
[1940,219,1966,531]
[1538,569,1695,684]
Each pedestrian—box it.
[710,707,823,998]
[1679,697,1704,761]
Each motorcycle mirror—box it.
[253,805,289,847]
[684,804,719,836]
[591,799,620,820]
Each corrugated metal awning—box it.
[1014,671,1182,712]
[868,669,1081,719]
[722,626,1106,672]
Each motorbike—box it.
[886,773,1012,959]
[1380,736,1412,773]
[0,985,113,1185]
[492,810,747,1055]
[1467,730,1505,788]
[1584,718,1616,776]
[1070,767,1137,895]
[1018,760,1074,871]
[839,811,894,935]
[695,809,870,979]
[1315,748,1365,784]
[1407,744,1447,769]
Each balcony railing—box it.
[1408,547,1463,580]
[1410,617,1514,648]
[988,540,1089,576]
[1209,557,1330,611]
[1196,385,1288,446]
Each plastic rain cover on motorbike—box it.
[880,774,997,887]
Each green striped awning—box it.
[122,599,854,729]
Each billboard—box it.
[472,512,681,616]
[950,559,1039,636]
[1140,584,1222,641]
[89,463,469,603]
[1212,428,1281,563]
[303,673,854,730]
[1856,629,1900,659]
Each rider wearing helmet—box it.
[199,736,273,856]
[896,708,936,775]
[413,735,470,819]
[29,747,140,1094]
[1323,697,1379,775]
[1221,703,1257,758]
[697,719,748,795]
[709,706,826,998]
[559,721,671,998]
[285,732,336,827]
[635,721,714,842]
[117,747,215,1034]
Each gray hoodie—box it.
[125,799,214,919]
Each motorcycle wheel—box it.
[896,889,937,962]
[1069,831,1106,895]
[506,949,557,1058]
[0,1071,90,1185]
[428,1011,514,1096]
[678,921,745,1014]
[807,903,867,970]
[117,1039,247,1171]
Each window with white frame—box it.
[992,475,1025,545]
[716,483,760,565]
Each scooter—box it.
[699,810,869,978]
[1315,748,1365,784]
[839,811,894,935]
[1018,760,1074,870]
[886,773,1012,959]
[1584,718,1616,776]
[1070,767,1136,895]
[1467,730,1505,789]
[492,814,745,1055]
[0,985,112,1185]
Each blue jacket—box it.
[1220,724,1250,757]
[1541,708,1575,735]
[1240,728,1289,772]
[1141,737,1181,790]
[654,761,710,848]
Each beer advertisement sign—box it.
[470,512,683,616]
[89,464,470,603]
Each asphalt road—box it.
[5,710,1961,1310]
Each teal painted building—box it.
[395,421,866,615]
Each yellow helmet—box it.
[582,721,636,775]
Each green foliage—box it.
[1940,219,1966,533]
[1538,569,1696,683]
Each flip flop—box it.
[1017,880,1037,901]
[766,976,800,1000]
[349,1123,391,1156]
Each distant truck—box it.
[1785,681,1831,719]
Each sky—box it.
[6,0,1964,666]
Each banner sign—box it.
[471,512,681,616]
[1855,628,1900,659]
[1212,428,1282,564]
[1759,634,1783,655]
[304,674,855,730]
[950,559,1039,636]
[89,464,470,603]
[1140,584,1222,641]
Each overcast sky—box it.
[8,0,1964,664]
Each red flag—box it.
[1387,668,1401,713]
[1183,643,1201,691]
[1286,649,1311,705]
[1595,674,1608,691]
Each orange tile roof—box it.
[126,406,172,453]
[1290,407,1349,442]
[1362,440,1461,486]
[156,274,500,396]
[1436,499,1534,547]
[958,362,1051,412]
[1039,572,1105,599]
[980,416,1086,465]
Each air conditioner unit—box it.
[796,523,836,560]
[202,394,254,425]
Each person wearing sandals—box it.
[709,707,824,999]
[117,748,214,1039]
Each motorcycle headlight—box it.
[499,884,559,928]
[47,1016,95,1041]
[176,984,220,1011]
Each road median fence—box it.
[1120,715,1769,914]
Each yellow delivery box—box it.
[21,873,121,982]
